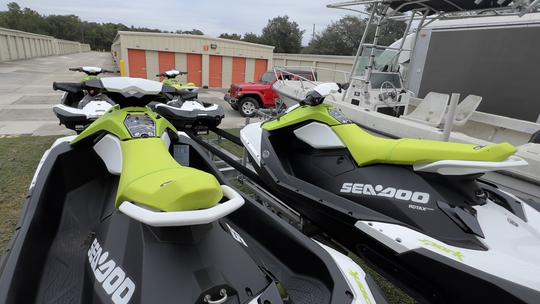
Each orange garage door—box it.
[232,57,246,84]
[254,59,267,82]
[128,49,147,78]
[187,54,202,86]
[158,51,175,79]
[209,55,223,88]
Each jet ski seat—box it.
[116,138,223,212]
[332,124,517,166]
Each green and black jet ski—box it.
[239,83,540,303]
[0,77,387,304]
[149,70,225,132]
[52,67,117,133]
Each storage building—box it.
[111,31,274,88]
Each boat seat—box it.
[401,92,449,127]
[332,124,517,167]
[444,94,482,127]
[116,138,223,212]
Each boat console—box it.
[348,71,411,117]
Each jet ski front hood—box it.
[100,77,163,95]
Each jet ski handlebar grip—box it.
[118,185,244,226]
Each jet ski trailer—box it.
[0,77,386,304]
[200,83,540,303]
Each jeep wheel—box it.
[239,97,259,117]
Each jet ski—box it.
[239,82,540,303]
[149,94,225,133]
[0,77,387,304]
[157,70,199,93]
[52,66,116,133]
[150,70,224,132]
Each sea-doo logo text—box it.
[340,183,430,204]
[88,238,135,304]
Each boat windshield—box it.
[370,72,402,89]
[352,46,400,78]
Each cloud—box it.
[1,0,357,44]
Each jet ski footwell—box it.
[0,136,385,304]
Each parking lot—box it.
[0,51,257,136]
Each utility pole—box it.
[312,24,315,41]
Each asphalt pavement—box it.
[0,51,257,136]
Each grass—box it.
[0,135,59,250]
[0,132,414,303]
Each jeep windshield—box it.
[260,72,276,84]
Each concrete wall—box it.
[272,53,354,82]
[0,27,91,62]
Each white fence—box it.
[0,27,91,62]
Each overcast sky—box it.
[2,0,357,45]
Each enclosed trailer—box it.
[407,13,540,123]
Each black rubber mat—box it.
[35,177,114,303]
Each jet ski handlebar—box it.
[69,67,116,75]
[118,185,244,226]
[156,70,188,78]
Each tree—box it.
[259,16,304,53]
[0,3,49,35]
[0,2,169,50]
[365,3,406,46]
[0,3,22,30]
[218,33,242,40]
[303,15,405,55]
[303,16,366,55]
[176,29,204,35]
[46,15,84,42]
[242,32,260,44]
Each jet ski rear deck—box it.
[192,97,540,303]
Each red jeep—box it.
[224,70,317,117]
